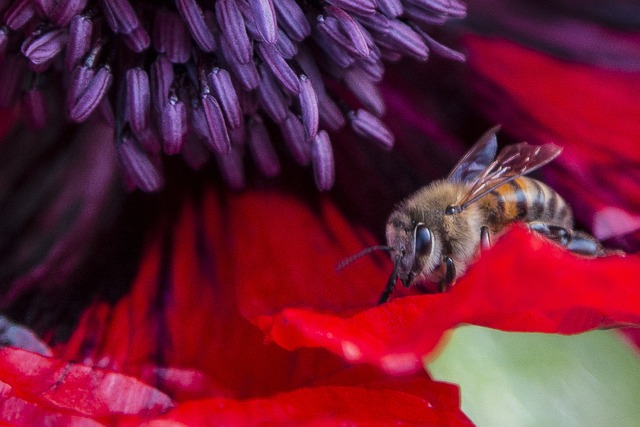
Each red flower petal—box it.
[54,189,376,399]
[145,371,471,426]
[0,348,173,420]
[258,226,640,374]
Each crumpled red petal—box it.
[141,370,471,426]
[0,347,173,424]
[258,226,640,374]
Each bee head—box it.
[385,210,439,290]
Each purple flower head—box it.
[0,0,465,190]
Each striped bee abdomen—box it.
[480,177,573,231]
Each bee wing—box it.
[447,125,500,183]
[455,141,563,210]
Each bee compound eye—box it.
[414,224,432,257]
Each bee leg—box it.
[480,226,491,250]
[439,256,456,292]
[528,222,604,256]
[566,230,604,256]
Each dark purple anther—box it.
[257,42,300,95]
[257,64,288,124]
[280,112,311,165]
[414,26,466,61]
[272,0,310,42]
[376,0,403,18]
[325,0,376,16]
[208,68,242,129]
[343,68,385,116]
[161,98,187,155]
[275,29,297,59]
[298,75,318,141]
[125,67,151,133]
[122,25,150,52]
[176,0,216,52]
[150,55,174,112]
[153,10,191,63]
[65,15,92,71]
[215,147,245,190]
[51,0,87,26]
[100,0,139,34]
[221,36,260,90]
[247,115,280,177]
[117,133,165,192]
[4,0,37,30]
[22,88,47,129]
[216,0,252,64]
[68,66,112,122]
[318,96,346,131]
[355,12,391,36]
[350,108,394,149]
[201,93,231,154]
[246,0,277,44]
[181,135,210,170]
[33,0,54,16]
[381,20,429,61]
[132,126,161,154]
[311,130,334,191]
[22,28,68,65]
[325,5,369,57]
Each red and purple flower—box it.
[1,0,640,424]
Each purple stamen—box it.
[100,0,139,34]
[343,68,385,116]
[153,9,191,64]
[125,67,151,133]
[221,36,260,90]
[325,0,376,16]
[298,74,319,141]
[65,15,92,71]
[68,66,112,122]
[350,108,394,149]
[275,29,297,59]
[4,0,37,30]
[280,112,311,165]
[122,25,150,53]
[325,5,370,57]
[215,146,245,190]
[247,115,280,177]
[257,42,300,95]
[200,93,231,154]
[21,28,68,65]
[208,68,243,130]
[117,133,165,192]
[176,0,216,52]
[161,97,188,155]
[376,0,403,18]
[257,64,289,124]
[311,130,334,191]
[272,0,310,42]
[181,135,210,170]
[246,0,277,44]
[50,0,87,26]
[150,55,174,112]
[216,0,253,64]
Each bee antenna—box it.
[336,245,394,271]
[378,254,402,304]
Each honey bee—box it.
[379,126,603,303]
